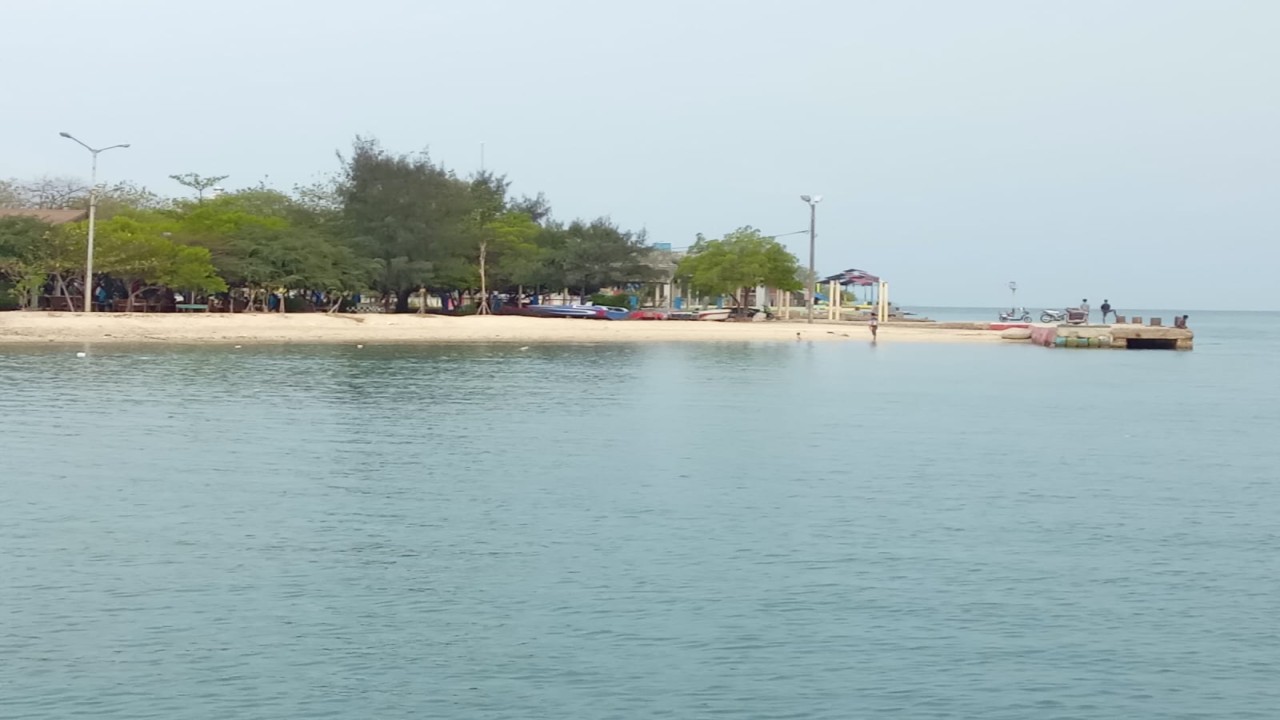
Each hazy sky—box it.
[6,0,1277,309]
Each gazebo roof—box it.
[822,268,880,286]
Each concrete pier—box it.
[1029,321,1193,350]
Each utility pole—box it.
[800,195,823,324]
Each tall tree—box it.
[466,172,511,313]
[0,216,54,307]
[551,218,654,301]
[676,226,802,306]
[338,138,472,312]
[174,190,370,310]
[170,173,230,202]
[92,215,225,309]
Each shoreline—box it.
[0,312,1006,346]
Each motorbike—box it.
[999,307,1032,323]
[1040,308,1067,323]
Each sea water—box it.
[2,311,1278,719]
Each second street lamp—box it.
[800,194,822,324]
[59,132,130,313]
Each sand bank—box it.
[0,312,1005,345]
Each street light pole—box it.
[800,194,822,324]
[60,132,130,313]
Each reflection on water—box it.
[2,328,1279,719]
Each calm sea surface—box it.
[3,310,1279,719]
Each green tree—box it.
[173,190,371,310]
[95,181,171,217]
[338,138,473,312]
[676,226,802,306]
[459,172,545,312]
[0,216,54,307]
[549,218,654,301]
[170,172,230,202]
[85,215,226,309]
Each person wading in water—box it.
[869,314,879,341]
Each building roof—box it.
[0,208,88,224]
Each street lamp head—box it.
[800,194,823,205]
[59,132,72,138]
[800,194,811,202]
[812,195,823,204]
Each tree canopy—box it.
[676,227,802,306]
[2,137,660,311]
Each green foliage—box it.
[677,226,802,306]
[170,172,229,201]
[0,279,19,310]
[0,216,51,275]
[589,292,634,308]
[338,138,473,308]
[2,136,658,310]
[82,214,227,302]
[0,216,39,308]
[548,218,654,298]
[173,190,371,295]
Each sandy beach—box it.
[0,312,1005,345]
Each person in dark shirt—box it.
[1100,299,1112,322]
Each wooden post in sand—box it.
[877,281,890,323]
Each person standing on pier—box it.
[1100,299,1112,323]
[1079,299,1090,322]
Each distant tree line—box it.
[0,138,660,312]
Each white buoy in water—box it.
[357,344,364,349]
[234,345,242,349]
[519,346,530,351]
[75,352,87,358]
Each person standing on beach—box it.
[869,314,879,341]
[1100,299,1112,322]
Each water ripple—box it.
[2,338,1279,718]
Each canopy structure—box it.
[823,268,880,287]
[815,268,885,310]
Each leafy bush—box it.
[589,292,634,309]
[0,280,20,311]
